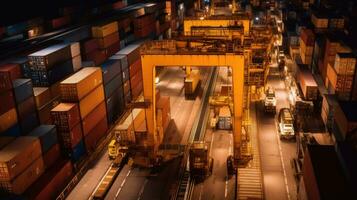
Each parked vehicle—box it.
[277,108,295,140]
[264,87,276,113]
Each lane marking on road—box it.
[225,176,228,198]
[275,120,291,200]
[114,169,131,199]
[137,179,149,200]
[89,163,113,200]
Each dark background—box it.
[0,0,119,26]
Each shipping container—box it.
[38,97,60,124]
[51,16,71,29]
[106,88,125,125]
[122,68,130,83]
[85,50,107,65]
[98,59,122,85]
[132,82,143,99]
[115,44,141,66]
[67,42,81,58]
[8,57,30,78]
[334,53,356,76]
[311,13,328,29]
[12,79,33,104]
[16,96,36,120]
[92,21,118,38]
[81,38,99,55]
[300,28,315,46]
[28,44,71,69]
[60,67,103,102]
[134,14,155,29]
[25,159,73,200]
[97,32,120,49]
[104,74,123,99]
[72,55,82,72]
[82,101,107,136]
[123,80,131,95]
[0,108,18,133]
[0,64,22,92]
[30,58,75,87]
[85,117,108,152]
[42,143,61,169]
[110,54,128,71]
[28,125,58,153]
[51,103,80,132]
[297,65,318,100]
[78,84,105,119]
[0,137,15,149]
[0,157,44,195]
[130,70,143,89]
[0,90,15,116]
[102,41,120,57]
[58,122,83,151]
[33,87,52,109]
[334,101,357,140]
[19,111,39,134]
[69,139,86,163]
[130,59,142,77]
[2,124,21,137]
[0,137,42,181]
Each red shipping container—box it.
[300,28,315,46]
[85,50,107,65]
[38,98,60,124]
[17,96,36,120]
[42,143,61,169]
[25,159,73,200]
[0,64,22,92]
[97,32,120,49]
[81,38,99,54]
[130,70,143,89]
[134,14,155,29]
[85,116,108,152]
[82,101,107,136]
[130,59,142,77]
[101,41,120,57]
[51,16,71,29]
[58,122,83,150]
[51,103,81,132]
[119,18,131,29]
[132,82,143,98]
[0,90,15,116]
[134,23,155,38]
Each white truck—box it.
[264,87,276,113]
[277,108,295,140]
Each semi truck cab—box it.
[278,108,295,140]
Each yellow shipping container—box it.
[0,108,18,133]
[60,67,103,101]
[79,84,105,119]
[92,21,118,38]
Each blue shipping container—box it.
[28,125,58,153]
[106,93,120,125]
[110,54,128,71]
[19,112,39,135]
[70,140,86,163]
[122,69,130,82]
[100,59,122,85]
[12,79,33,104]
[2,124,21,137]
[30,58,74,87]
[104,75,123,99]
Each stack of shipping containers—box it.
[326,53,356,101]
[134,13,156,38]
[57,67,106,161]
[27,43,82,124]
[92,21,120,58]
[299,28,315,67]
[0,64,22,136]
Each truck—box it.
[277,108,295,140]
[264,87,276,113]
[189,142,213,177]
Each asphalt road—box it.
[104,67,213,200]
[257,64,297,200]
[191,67,236,200]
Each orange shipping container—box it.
[97,32,120,49]
[33,87,52,109]
[60,67,103,102]
[0,157,44,195]
[0,108,18,133]
[0,137,42,181]
[129,59,142,77]
[78,84,105,119]
[51,103,81,132]
[92,21,118,38]
[82,101,107,136]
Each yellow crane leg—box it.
[186,66,191,76]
